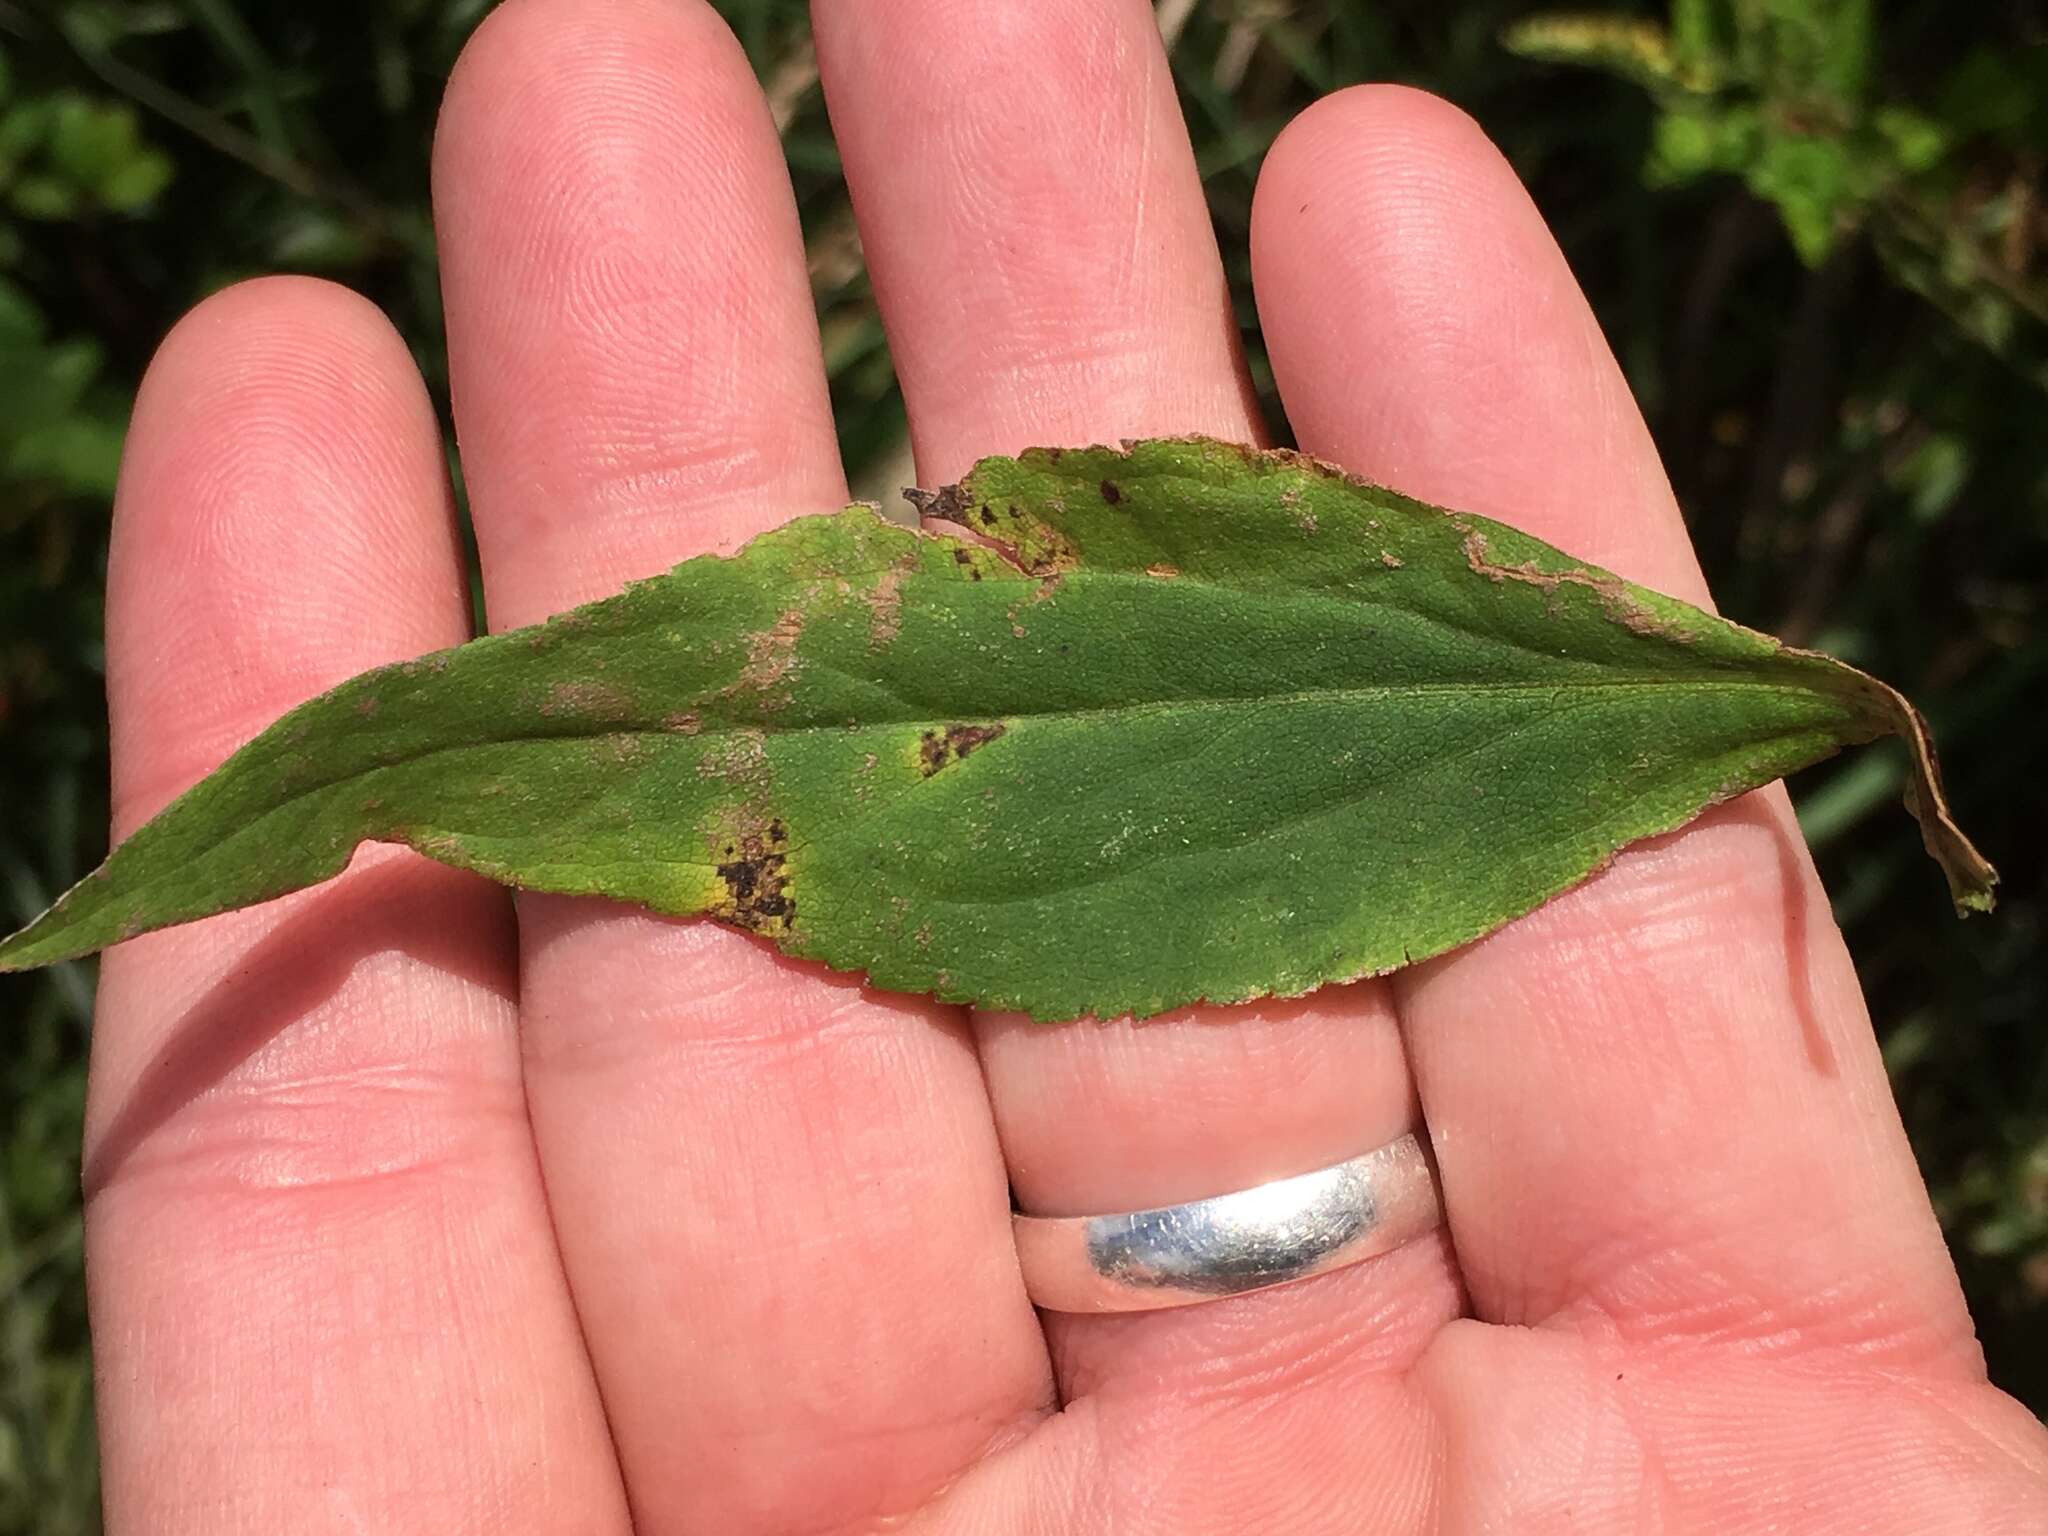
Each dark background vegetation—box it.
[2,1,2043,1527]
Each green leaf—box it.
[96,147,173,212]
[0,438,1997,1021]
[1748,129,1857,264]
[1869,106,1950,179]
[1667,0,1726,70]
[1646,102,1758,185]
[1803,0,1873,112]
[45,96,171,212]
[9,176,79,222]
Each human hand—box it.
[82,2,2048,1531]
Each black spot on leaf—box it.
[716,824,794,934]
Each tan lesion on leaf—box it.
[1455,521,1672,638]
[416,831,469,864]
[867,551,919,647]
[540,679,638,720]
[697,728,768,786]
[1278,485,1319,535]
[736,609,807,702]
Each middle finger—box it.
[814,0,1461,1468]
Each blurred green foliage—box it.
[0,1,2042,1527]
[1508,1,2048,372]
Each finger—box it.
[815,0,1458,1482]
[87,278,627,1534]
[433,3,1050,1530]
[1252,87,1979,1369]
[819,0,1259,479]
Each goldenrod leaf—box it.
[0,438,1995,1020]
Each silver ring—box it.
[1012,1133,1443,1314]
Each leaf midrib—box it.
[259,672,1849,814]
[171,677,1846,914]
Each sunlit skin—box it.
[82,2,2047,1532]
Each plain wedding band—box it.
[1012,1132,1444,1314]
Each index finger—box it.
[1250,86,1983,1370]
[87,278,628,1534]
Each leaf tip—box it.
[0,872,113,971]
[1913,788,2000,919]
[1952,880,1999,918]
[1888,688,2000,919]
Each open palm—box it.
[83,2,2047,1531]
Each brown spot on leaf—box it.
[663,712,702,734]
[1099,479,1122,504]
[918,722,1008,777]
[1380,551,1404,569]
[1145,563,1180,579]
